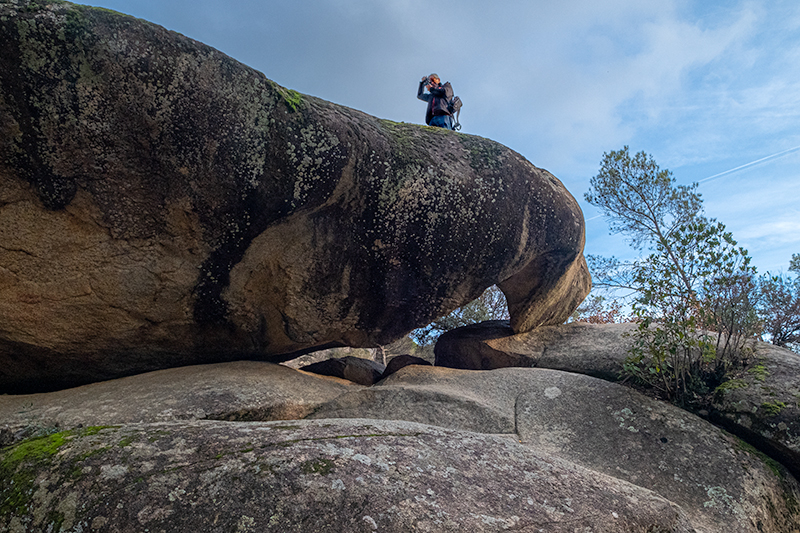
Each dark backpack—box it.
[448,96,462,130]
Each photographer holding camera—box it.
[417,73,455,130]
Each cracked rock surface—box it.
[2,361,798,532]
[435,321,800,481]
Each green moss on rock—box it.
[0,430,69,515]
[0,425,121,517]
[80,425,119,436]
[735,438,784,478]
[300,458,335,475]
[276,85,302,112]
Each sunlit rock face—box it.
[0,0,589,392]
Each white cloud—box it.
[436,1,759,173]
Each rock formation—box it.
[4,3,797,532]
[434,320,636,377]
[435,321,800,480]
[2,361,798,532]
[300,356,386,386]
[0,0,589,393]
[0,419,696,533]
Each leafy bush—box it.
[757,258,800,353]
[586,147,760,405]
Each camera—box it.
[421,76,430,86]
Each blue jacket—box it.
[418,81,454,125]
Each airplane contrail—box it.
[699,144,800,184]
[584,144,800,224]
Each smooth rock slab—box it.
[313,365,800,533]
[0,419,695,533]
[435,321,800,479]
[0,361,357,446]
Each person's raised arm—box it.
[417,76,430,101]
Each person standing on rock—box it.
[418,73,455,130]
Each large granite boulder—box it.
[434,321,800,480]
[0,0,589,393]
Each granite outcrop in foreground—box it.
[0,0,589,393]
[0,419,698,533]
[435,321,800,480]
[2,361,799,532]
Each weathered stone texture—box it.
[435,321,800,480]
[0,419,696,533]
[2,359,799,532]
[0,0,589,392]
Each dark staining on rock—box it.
[192,194,262,326]
[193,102,351,326]
[0,2,349,325]
[28,167,77,209]
[0,11,79,210]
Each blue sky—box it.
[87,0,800,275]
